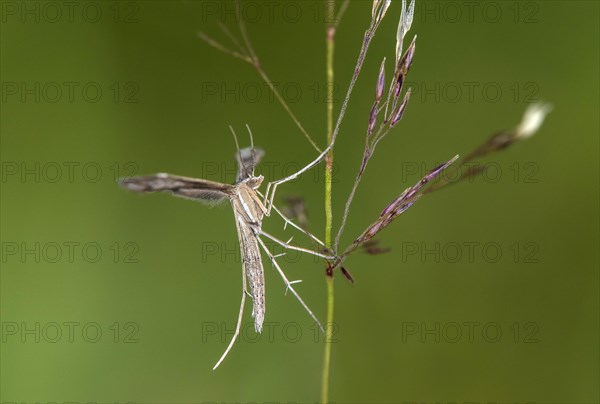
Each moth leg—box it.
[256,190,327,249]
[262,146,331,216]
[257,237,325,333]
[257,229,336,260]
[213,263,248,370]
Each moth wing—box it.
[120,173,233,204]
[234,218,265,333]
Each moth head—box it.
[244,175,264,189]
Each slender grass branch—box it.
[254,66,322,153]
[333,4,417,252]
[198,0,322,153]
[321,1,336,402]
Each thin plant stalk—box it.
[198,1,322,153]
[322,0,336,400]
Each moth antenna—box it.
[229,125,241,154]
[246,123,256,176]
[230,125,249,178]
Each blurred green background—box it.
[1,0,598,403]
